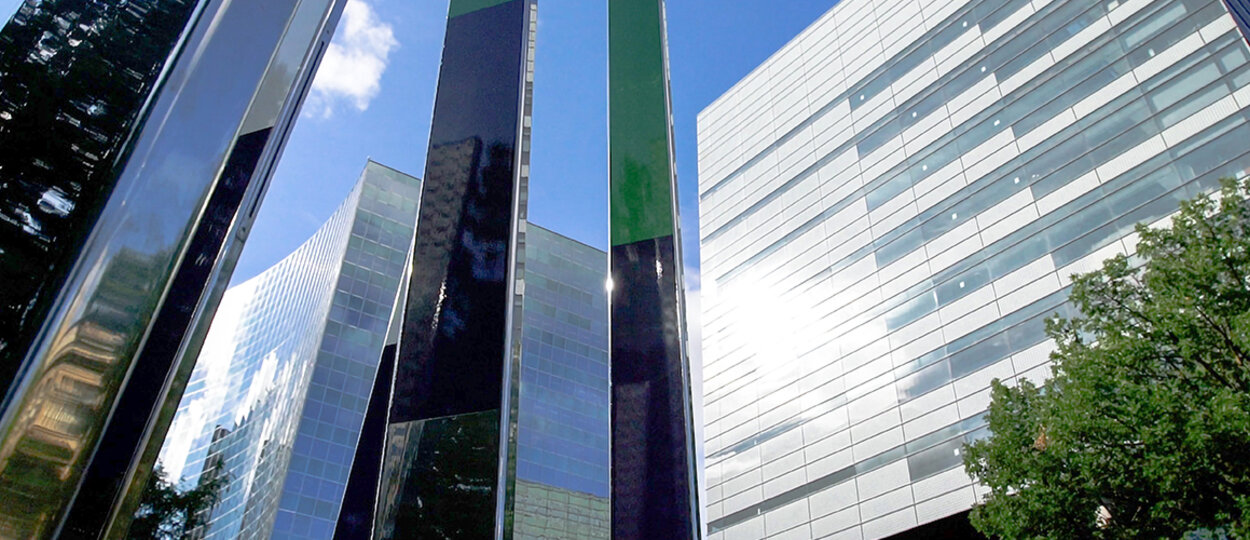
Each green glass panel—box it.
[609,0,676,246]
[449,0,513,18]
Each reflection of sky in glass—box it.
[516,224,610,498]
[157,162,421,540]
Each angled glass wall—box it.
[697,0,1250,538]
[155,161,420,540]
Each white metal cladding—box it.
[697,0,1250,538]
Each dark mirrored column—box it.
[1225,0,1250,42]
[608,0,701,538]
[376,0,535,537]
[0,0,349,537]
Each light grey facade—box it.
[697,0,1250,538]
[156,161,420,540]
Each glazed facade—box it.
[513,224,610,539]
[697,0,1250,538]
[156,162,420,540]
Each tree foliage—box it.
[963,178,1250,539]
[128,465,223,540]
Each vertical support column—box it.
[608,1,701,538]
[375,0,534,538]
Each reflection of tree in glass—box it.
[0,0,196,390]
[129,464,225,540]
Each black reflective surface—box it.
[377,413,499,539]
[609,235,697,540]
[380,1,530,537]
[390,0,527,424]
[0,0,198,403]
[334,343,397,540]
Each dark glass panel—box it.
[610,235,696,540]
[380,1,530,538]
[389,0,526,423]
[375,412,499,539]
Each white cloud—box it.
[306,0,398,118]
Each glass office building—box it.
[0,1,348,537]
[697,0,1250,538]
[513,224,610,540]
[156,161,420,540]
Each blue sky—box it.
[233,0,837,287]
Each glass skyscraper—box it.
[697,0,1250,538]
[155,161,420,540]
[0,1,349,537]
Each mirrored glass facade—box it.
[0,1,348,537]
[155,161,420,540]
[697,0,1250,538]
[513,224,609,540]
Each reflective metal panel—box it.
[0,0,202,403]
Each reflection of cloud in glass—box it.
[306,0,398,118]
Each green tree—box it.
[128,465,223,540]
[963,178,1250,539]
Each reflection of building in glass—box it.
[0,1,349,537]
[156,161,420,540]
[513,224,609,540]
[698,0,1250,538]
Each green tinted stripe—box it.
[448,0,512,18]
[609,0,676,246]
